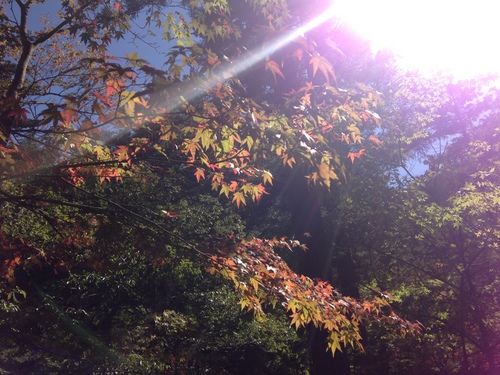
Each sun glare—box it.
[330,0,500,79]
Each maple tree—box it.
[0,0,423,373]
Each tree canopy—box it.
[1,1,499,375]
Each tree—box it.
[343,75,500,375]
[1,1,420,373]
[1,170,311,373]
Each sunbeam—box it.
[157,5,337,110]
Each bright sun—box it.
[330,0,500,79]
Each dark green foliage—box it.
[0,173,308,374]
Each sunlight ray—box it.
[159,5,337,110]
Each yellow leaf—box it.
[327,333,343,356]
[264,57,285,83]
[369,134,382,146]
[249,276,260,291]
[309,55,336,84]
[318,163,338,188]
[232,191,247,208]
[219,184,231,198]
[262,171,273,185]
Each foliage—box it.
[3,1,476,374]
[338,76,500,375]
[208,237,419,356]
[1,171,308,374]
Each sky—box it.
[23,0,500,81]
[330,0,500,80]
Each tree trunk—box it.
[284,168,351,375]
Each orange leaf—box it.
[113,145,130,164]
[162,210,181,218]
[369,135,382,146]
[91,91,112,107]
[229,180,238,191]
[114,2,122,12]
[61,108,78,125]
[106,85,116,98]
[347,149,366,163]
[194,168,205,183]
